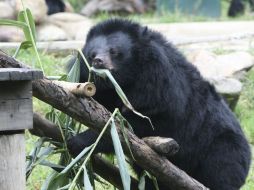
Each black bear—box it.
[67,19,251,190]
[228,0,254,17]
[45,0,65,15]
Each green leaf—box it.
[39,160,65,172]
[90,67,154,129]
[24,8,36,41]
[17,9,36,41]
[37,147,55,158]
[138,173,146,190]
[111,119,131,190]
[117,112,135,160]
[0,18,27,28]
[41,171,69,190]
[17,10,32,42]
[60,145,93,175]
[83,165,93,190]
[67,56,80,82]
[13,41,33,58]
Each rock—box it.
[208,77,242,96]
[37,24,68,41]
[186,50,253,110]
[0,2,15,19]
[47,13,93,40]
[216,52,254,77]
[208,77,242,110]
[187,50,254,78]
[0,26,24,42]
[80,0,145,17]
[15,0,47,23]
[186,50,218,78]
[48,12,91,23]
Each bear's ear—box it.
[141,26,148,36]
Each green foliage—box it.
[0,8,43,71]
[111,119,131,190]
[235,68,254,143]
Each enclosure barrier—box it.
[0,68,42,190]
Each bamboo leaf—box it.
[111,119,131,190]
[0,19,27,28]
[91,67,154,129]
[41,171,69,190]
[67,56,80,82]
[40,160,65,172]
[13,41,33,58]
[83,165,93,190]
[68,109,118,190]
[17,10,31,41]
[138,173,146,190]
[24,8,36,41]
[60,144,93,175]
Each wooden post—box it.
[0,68,42,190]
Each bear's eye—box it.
[90,52,96,60]
[109,48,118,56]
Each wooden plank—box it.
[0,99,32,131]
[0,68,43,81]
[0,134,25,190]
[0,81,32,99]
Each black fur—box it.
[45,0,65,15]
[67,19,251,190]
[228,0,254,17]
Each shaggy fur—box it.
[45,0,65,15]
[67,19,251,190]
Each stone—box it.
[186,50,218,78]
[15,0,47,23]
[0,26,24,42]
[47,13,93,40]
[80,0,145,16]
[187,50,254,78]
[37,24,68,41]
[208,77,242,110]
[48,12,91,22]
[216,52,254,77]
[186,50,252,109]
[208,77,242,96]
[0,2,15,19]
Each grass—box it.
[235,68,254,190]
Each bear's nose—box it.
[92,57,104,69]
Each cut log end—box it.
[54,81,96,97]
[142,136,180,157]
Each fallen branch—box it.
[0,51,208,190]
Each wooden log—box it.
[0,67,42,190]
[54,81,96,97]
[143,136,179,157]
[31,112,63,142]
[0,51,208,190]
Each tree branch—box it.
[31,112,139,189]
[0,51,208,190]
